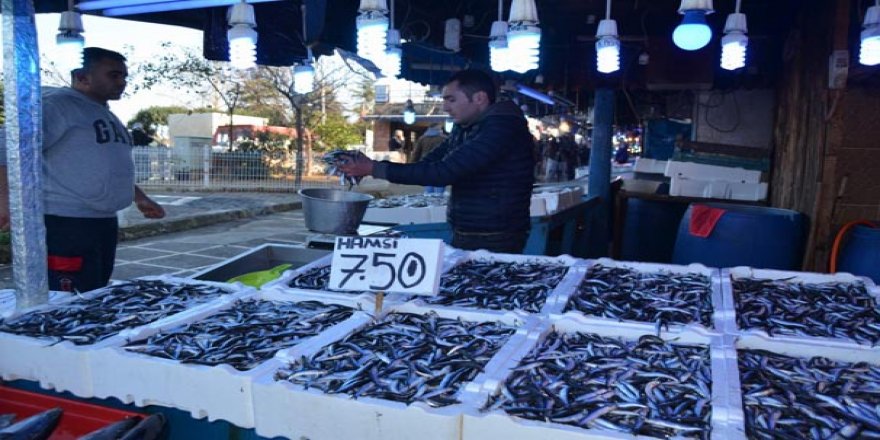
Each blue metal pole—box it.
[586,88,614,257]
[3,0,49,307]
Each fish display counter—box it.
[4,253,880,440]
[0,277,251,398]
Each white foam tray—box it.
[0,276,249,397]
[89,289,366,428]
[722,266,880,349]
[0,290,71,319]
[252,303,536,440]
[408,250,589,317]
[551,258,723,335]
[460,316,737,440]
[724,332,880,439]
[363,205,433,225]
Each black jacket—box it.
[373,100,535,233]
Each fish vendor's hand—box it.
[136,197,166,219]
[337,151,374,177]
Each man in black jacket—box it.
[340,69,535,253]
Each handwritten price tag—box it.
[328,237,445,296]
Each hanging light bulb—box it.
[56,10,84,74]
[356,0,389,66]
[227,1,258,69]
[673,0,714,51]
[596,18,620,74]
[294,5,316,94]
[403,99,416,125]
[861,3,880,66]
[444,119,454,133]
[507,0,541,73]
[489,20,510,72]
[383,31,402,77]
[720,11,748,70]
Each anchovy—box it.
[485,331,712,439]
[565,265,714,329]
[288,265,367,294]
[425,260,569,313]
[740,349,880,439]
[275,312,515,407]
[733,277,880,345]
[0,280,232,345]
[0,407,62,440]
[125,300,354,371]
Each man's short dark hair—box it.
[446,69,497,104]
[72,47,126,78]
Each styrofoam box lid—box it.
[459,316,735,440]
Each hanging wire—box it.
[735,0,742,13]
[606,0,612,20]
[301,3,312,61]
[498,0,503,21]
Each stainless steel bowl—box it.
[298,188,374,235]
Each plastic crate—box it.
[0,385,145,440]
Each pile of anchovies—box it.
[369,194,447,208]
[565,265,714,331]
[0,280,231,345]
[275,312,515,407]
[124,300,354,371]
[739,349,880,439]
[733,277,880,345]
[288,265,361,294]
[485,331,712,439]
[425,260,569,313]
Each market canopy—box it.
[31,0,827,90]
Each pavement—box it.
[0,179,424,290]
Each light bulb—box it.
[227,2,258,69]
[861,6,880,66]
[721,32,747,70]
[596,37,620,74]
[381,28,402,77]
[444,119,454,133]
[56,33,84,73]
[228,25,257,69]
[56,11,84,73]
[507,25,541,73]
[488,20,510,72]
[293,63,315,94]
[356,13,388,64]
[403,100,416,125]
[595,19,619,74]
[673,10,712,51]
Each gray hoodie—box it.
[1,87,135,218]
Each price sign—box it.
[328,237,445,296]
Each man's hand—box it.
[337,151,375,177]
[136,197,166,219]
[133,185,166,219]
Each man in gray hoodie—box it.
[0,47,165,292]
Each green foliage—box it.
[127,105,191,136]
[312,114,364,152]
[235,131,293,153]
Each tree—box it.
[312,113,363,153]
[127,105,191,137]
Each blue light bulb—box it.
[673,10,712,51]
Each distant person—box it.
[0,47,166,293]
[388,129,405,153]
[614,143,630,164]
[411,124,447,194]
[339,69,535,253]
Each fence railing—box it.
[134,146,340,192]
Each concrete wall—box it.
[167,113,267,139]
[693,89,776,149]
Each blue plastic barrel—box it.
[672,203,807,270]
[838,224,880,283]
[621,199,688,263]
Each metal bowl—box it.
[298,188,374,235]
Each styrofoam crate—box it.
[552,258,723,335]
[410,250,588,317]
[633,158,668,174]
[0,277,249,397]
[252,305,535,440]
[664,160,761,184]
[88,289,366,428]
[460,317,736,440]
[429,205,447,222]
[723,266,880,349]
[725,333,880,439]
[363,206,433,225]
[528,196,548,217]
[669,175,729,199]
[726,181,767,201]
[0,290,71,319]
